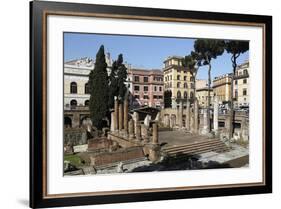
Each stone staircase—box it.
[162,139,229,156]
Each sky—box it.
[64,32,249,80]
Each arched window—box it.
[184,91,188,99]
[64,117,72,128]
[84,83,90,94]
[177,82,181,88]
[190,92,194,99]
[84,100,89,106]
[177,91,181,99]
[184,83,188,88]
[70,99,77,108]
[70,82,77,94]
[190,76,195,82]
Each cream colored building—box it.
[163,56,195,108]
[233,61,250,107]
[212,73,232,104]
[196,80,213,108]
[64,56,112,109]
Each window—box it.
[153,95,158,99]
[134,95,139,99]
[190,77,195,82]
[190,91,194,99]
[70,82,77,94]
[184,76,187,81]
[177,75,181,80]
[243,88,247,96]
[235,80,238,85]
[170,75,172,80]
[177,82,181,88]
[159,86,162,91]
[143,95,149,99]
[134,76,139,82]
[154,86,157,91]
[190,83,194,89]
[134,86,140,91]
[177,91,181,99]
[144,86,149,91]
[243,69,248,75]
[235,89,238,99]
[184,91,188,99]
[184,83,188,88]
[158,95,163,99]
[70,99,77,107]
[243,79,247,84]
[144,77,149,82]
[84,100,89,106]
[84,83,90,94]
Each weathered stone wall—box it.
[64,128,87,146]
[90,146,145,166]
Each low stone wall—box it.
[90,146,145,166]
[64,128,87,146]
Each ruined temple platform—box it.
[159,130,212,147]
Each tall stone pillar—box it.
[202,108,209,134]
[179,100,183,128]
[213,96,219,133]
[135,122,141,141]
[133,112,139,132]
[123,98,128,133]
[128,119,135,140]
[114,97,119,131]
[110,111,115,132]
[72,112,80,128]
[194,99,199,134]
[118,103,123,131]
[186,99,190,131]
[152,123,159,144]
[141,124,149,143]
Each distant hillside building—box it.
[163,56,195,108]
[128,68,164,108]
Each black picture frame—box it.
[30,1,272,208]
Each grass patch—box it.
[64,154,83,167]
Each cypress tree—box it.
[88,45,109,130]
[116,54,128,101]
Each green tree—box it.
[116,54,128,101]
[194,39,225,132]
[89,45,109,130]
[164,90,172,108]
[225,40,249,139]
[108,60,118,109]
[182,52,199,99]
[108,54,128,108]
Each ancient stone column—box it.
[114,97,119,131]
[118,103,123,131]
[152,123,159,144]
[213,96,219,133]
[179,100,183,128]
[133,112,139,132]
[128,119,135,140]
[203,108,208,134]
[123,98,129,133]
[135,122,141,141]
[194,99,199,134]
[186,99,190,131]
[141,124,149,143]
[110,111,115,132]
